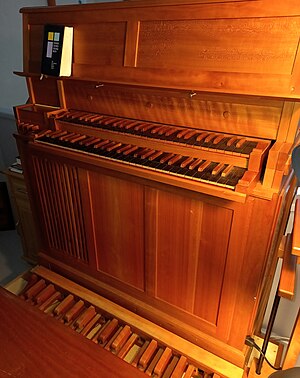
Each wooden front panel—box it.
[88,171,145,291]
[31,155,89,264]
[63,80,283,139]
[75,23,126,67]
[22,1,300,98]
[146,188,232,327]
[28,76,60,107]
[137,17,300,74]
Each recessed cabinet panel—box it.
[75,23,126,67]
[88,172,145,291]
[193,204,233,324]
[147,188,232,326]
[137,17,300,74]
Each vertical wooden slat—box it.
[69,166,85,260]
[67,166,81,258]
[277,102,295,142]
[286,102,300,143]
[52,161,70,254]
[44,159,62,251]
[63,164,81,259]
[38,159,59,250]
[57,80,67,109]
[71,167,88,262]
[77,169,98,267]
[124,21,140,67]
[32,157,54,247]
[290,36,300,99]
[26,77,35,104]
[60,164,76,257]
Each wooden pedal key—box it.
[24,279,46,302]
[34,284,56,305]
[98,318,119,345]
[170,355,187,378]
[39,291,62,312]
[19,274,39,299]
[138,339,158,371]
[74,305,96,331]
[53,294,75,319]
[110,324,132,354]
[63,299,85,325]
[153,347,173,378]
[117,333,139,359]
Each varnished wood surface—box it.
[13,131,290,367]
[278,233,297,300]
[0,287,146,378]
[29,265,245,378]
[292,199,300,256]
[28,138,248,203]
[60,80,284,140]
[20,0,300,99]
[283,306,300,370]
[12,0,300,373]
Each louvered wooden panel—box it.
[32,156,88,263]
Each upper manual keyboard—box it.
[57,110,261,157]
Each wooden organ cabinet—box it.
[6,0,300,377]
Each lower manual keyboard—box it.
[36,131,246,190]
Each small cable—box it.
[245,336,282,371]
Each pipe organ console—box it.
[6,0,300,376]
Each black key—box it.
[216,167,246,188]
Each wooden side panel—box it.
[31,155,89,264]
[88,171,145,291]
